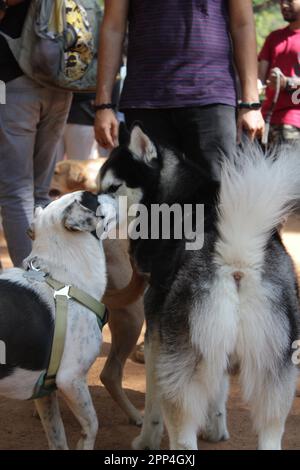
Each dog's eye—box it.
[107,184,122,193]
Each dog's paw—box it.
[200,427,230,443]
[76,436,95,451]
[200,409,230,443]
[129,415,143,427]
[132,434,161,450]
[76,437,84,450]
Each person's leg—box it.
[124,109,181,151]
[63,124,97,160]
[55,134,66,162]
[33,88,72,207]
[173,105,237,181]
[0,76,40,266]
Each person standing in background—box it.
[0,0,72,266]
[95,0,264,184]
[259,0,300,144]
[94,0,265,367]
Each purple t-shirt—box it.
[120,0,237,109]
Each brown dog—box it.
[50,158,145,426]
[50,158,106,198]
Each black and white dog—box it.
[0,191,114,450]
[98,125,300,450]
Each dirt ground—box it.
[0,218,300,450]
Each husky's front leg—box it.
[132,332,164,450]
[252,369,296,450]
[159,359,225,450]
[161,397,199,450]
[201,373,230,442]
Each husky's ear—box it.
[129,125,157,164]
[63,200,98,232]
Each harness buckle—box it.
[29,259,41,271]
[54,285,71,299]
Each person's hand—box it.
[237,109,265,142]
[267,68,287,90]
[0,10,6,21]
[94,108,119,149]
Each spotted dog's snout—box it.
[96,195,118,239]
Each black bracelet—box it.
[93,103,116,111]
[238,102,262,110]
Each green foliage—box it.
[254,1,285,50]
[96,1,284,53]
[253,0,277,11]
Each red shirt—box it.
[259,26,300,127]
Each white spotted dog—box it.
[0,191,116,450]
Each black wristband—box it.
[93,103,116,111]
[238,102,262,110]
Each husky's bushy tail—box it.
[215,144,300,270]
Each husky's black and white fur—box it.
[0,191,114,450]
[99,125,300,450]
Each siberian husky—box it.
[98,125,300,450]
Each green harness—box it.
[28,271,107,400]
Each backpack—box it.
[0,0,103,92]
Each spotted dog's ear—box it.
[129,125,157,164]
[63,200,98,232]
